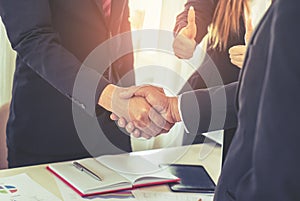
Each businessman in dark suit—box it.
[115,0,300,200]
[0,0,138,168]
[213,1,300,200]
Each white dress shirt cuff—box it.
[178,94,190,133]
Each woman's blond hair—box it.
[208,0,249,50]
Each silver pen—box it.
[72,161,102,181]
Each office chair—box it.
[0,102,10,169]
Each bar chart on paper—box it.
[0,185,18,194]
[0,174,61,201]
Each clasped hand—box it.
[99,84,181,139]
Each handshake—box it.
[98,84,181,139]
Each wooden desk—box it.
[0,144,222,200]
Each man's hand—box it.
[229,15,253,68]
[99,84,172,139]
[229,45,247,68]
[173,6,197,59]
[110,85,181,138]
[120,86,181,124]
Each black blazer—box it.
[0,0,134,166]
[182,0,300,200]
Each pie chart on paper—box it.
[0,185,18,194]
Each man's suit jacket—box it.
[181,0,300,200]
[0,0,134,167]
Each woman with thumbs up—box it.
[174,1,254,66]
[174,0,271,159]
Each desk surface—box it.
[0,144,222,200]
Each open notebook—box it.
[47,154,179,197]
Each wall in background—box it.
[0,18,15,107]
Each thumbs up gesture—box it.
[173,6,197,59]
[229,16,254,68]
[229,45,247,68]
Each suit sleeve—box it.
[0,0,108,116]
[112,1,135,87]
[236,3,300,201]
[174,0,217,44]
[180,81,238,134]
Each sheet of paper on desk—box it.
[132,190,214,201]
[0,173,61,201]
[54,176,135,201]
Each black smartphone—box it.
[160,164,216,193]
